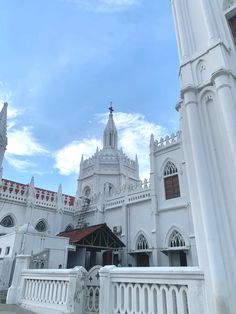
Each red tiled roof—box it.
[58,223,125,248]
[58,224,105,244]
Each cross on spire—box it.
[109,102,114,114]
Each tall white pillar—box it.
[183,87,231,314]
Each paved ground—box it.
[0,305,35,314]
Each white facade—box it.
[0,102,197,271]
[1,0,236,312]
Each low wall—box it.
[16,267,86,314]
[99,266,207,314]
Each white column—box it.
[212,70,236,166]
[183,87,231,314]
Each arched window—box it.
[104,182,114,196]
[83,186,91,197]
[65,224,73,232]
[0,215,14,228]
[136,234,149,251]
[163,161,180,200]
[35,220,47,232]
[169,230,185,248]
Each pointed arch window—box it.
[169,230,185,248]
[163,161,180,200]
[0,215,14,228]
[35,220,47,232]
[136,234,149,251]
[65,224,73,232]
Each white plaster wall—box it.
[0,233,17,258]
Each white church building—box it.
[0,0,236,313]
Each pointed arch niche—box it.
[130,231,152,267]
[163,161,180,200]
[161,227,189,267]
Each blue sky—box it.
[0,0,180,195]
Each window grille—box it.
[137,234,149,250]
[0,215,14,228]
[169,230,185,247]
[164,161,178,176]
[35,220,47,232]
[65,225,73,232]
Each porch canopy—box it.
[58,223,125,251]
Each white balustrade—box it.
[100,266,207,314]
[18,267,87,314]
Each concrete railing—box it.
[6,256,87,314]
[19,267,87,314]
[100,266,207,314]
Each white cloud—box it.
[7,126,48,156]
[5,155,36,171]
[67,0,141,12]
[54,138,102,175]
[54,112,167,179]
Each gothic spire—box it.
[103,103,118,149]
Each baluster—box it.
[178,286,188,314]
[159,285,167,314]
[24,279,29,299]
[61,282,66,304]
[52,280,57,303]
[166,285,174,314]
[48,281,53,303]
[117,283,122,313]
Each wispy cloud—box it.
[7,126,48,156]
[54,112,167,179]
[66,0,141,12]
[54,138,102,175]
[5,155,37,171]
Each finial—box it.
[109,102,114,114]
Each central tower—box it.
[77,107,139,199]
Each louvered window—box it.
[163,162,180,200]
